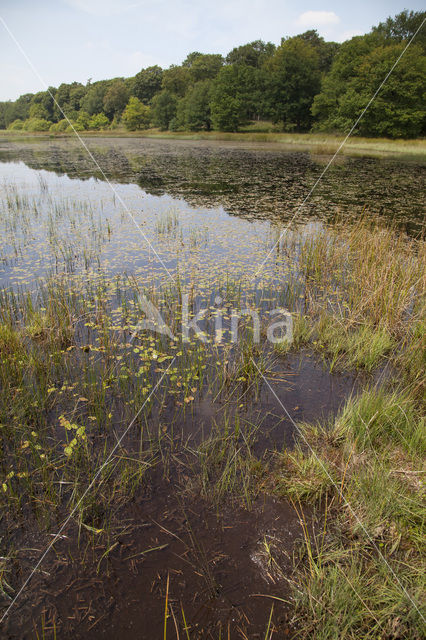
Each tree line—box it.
[1,10,424,139]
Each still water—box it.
[0,135,424,291]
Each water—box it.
[0,136,423,639]
[1,135,424,223]
[0,135,423,292]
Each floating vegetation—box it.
[0,142,424,638]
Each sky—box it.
[0,0,424,101]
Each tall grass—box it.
[0,173,424,636]
[277,216,426,388]
[272,386,426,639]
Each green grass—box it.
[0,175,424,636]
[313,317,395,372]
[397,318,426,399]
[336,388,425,456]
[280,217,425,383]
[274,447,337,503]
[182,408,264,509]
[291,542,425,640]
[271,386,426,639]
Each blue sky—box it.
[0,1,424,101]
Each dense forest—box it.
[1,10,425,138]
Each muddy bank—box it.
[2,352,360,639]
[5,488,305,639]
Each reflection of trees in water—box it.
[0,138,423,232]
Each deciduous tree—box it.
[151,90,177,130]
[133,66,163,104]
[265,37,321,131]
[162,65,191,97]
[122,97,151,130]
[103,80,128,119]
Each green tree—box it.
[80,82,108,116]
[311,35,375,130]
[29,103,49,120]
[151,90,177,130]
[226,40,275,67]
[53,83,71,120]
[29,90,55,121]
[162,65,191,97]
[180,80,212,130]
[103,80,128,118]
[210,66,247,131]
[372,9,426,49]
[234,65,267,120]
[182,51,203,67]
[357,44,425,137]
[53,82,85,120]
[133,66,163,104]
[265,36,321,131]
[187,54,223,81]
[0,103,6,129]
[3,94,32,127]
[89,113,110,130]
[297,30,339,72]
[122,97,151,130]
[313,41,426,137]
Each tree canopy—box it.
[266,36,322,131]
[103,80,128,119]
[122,97,151,130]
[133,66,163,104]
[1,9,424,138]
[312,11,426,139]
[225,40,275,67]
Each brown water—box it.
[0,136,419,639]
[3,350,361,640]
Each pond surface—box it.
[0,136,424,292]
[0,136,423,639]
[1,136,425,224]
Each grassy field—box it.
[0,172,425,639]
[1,126,425,158]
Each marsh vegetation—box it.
[0,138,424,639]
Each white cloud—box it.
[297,11,340,28]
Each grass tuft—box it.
[336,388,425,456]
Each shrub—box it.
[22,118,50,132]
[88,113,110,130]
[66,122,84,132]
[49,119,68,133]
[122,97,151,130]
[7,119,24,130]
[76,111,90,130]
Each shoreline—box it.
[1,128,425,158]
